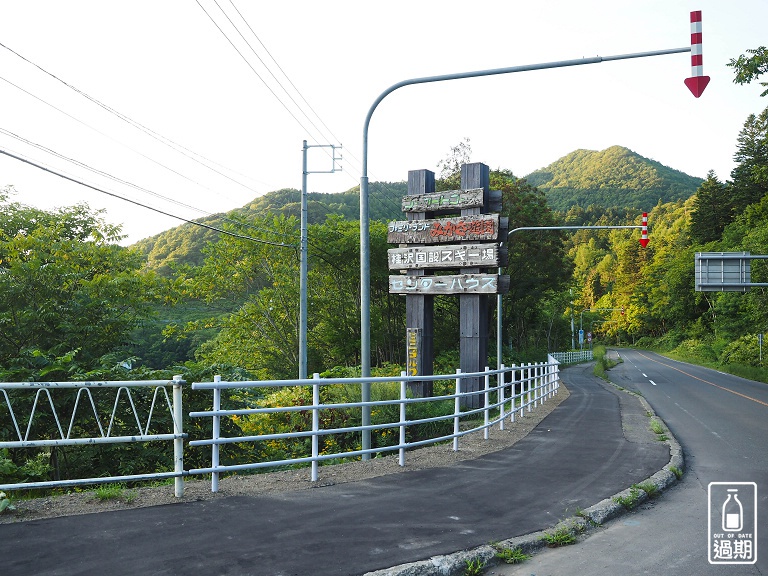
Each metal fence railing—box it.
[0,377,186,496]
[188,357,561,492]
[0,356,566,496]
[549,350,594,365]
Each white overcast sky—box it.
[0,1,765,243]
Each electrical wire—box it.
[197,1,407,220]
[0,127,297,243]
[0,74,249,207]
[0,40,272,196]
[227,0,341,150]
[0,146,295,248]
[195,0,326,146]
[211,0,330,145]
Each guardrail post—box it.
[545,362,551,399]
[454,369,461,452]
[312,373,320,482]
[527,363,533,414]
[499,363,505,431]
[484,367,490,440]
[211,375,221,493]
[510,364,516,423]
[399,371,407,467]
[172,375,185,498]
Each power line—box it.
[0,40,271,197]
[195,0,326,145]
[0,146,295,248]
[227,0,341,148]
[0,74,247,205]
[211,0,330,145]
[0,127,297,242]
[196,2,408,220]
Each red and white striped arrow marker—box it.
[639,212,649,247]
[684,10,710,98]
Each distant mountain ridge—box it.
[133,182,406,276]
[134,146,703,274]
[525,145,703,211]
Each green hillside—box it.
[134,146,704,275]
[133,182,406,276]
[526,145,703,211]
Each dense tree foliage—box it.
[729,46,768,97]
[0,193,162,380]
[689,171,730,244]
[169,214,403,379]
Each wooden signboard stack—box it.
[388,163,509,406]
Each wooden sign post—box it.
[388,162,509,407]
[459,163,490,409]
[404,169,435,397]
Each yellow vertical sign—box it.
[406,328,422,377]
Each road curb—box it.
[364,372,685,576]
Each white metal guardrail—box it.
[189,357,561,492]
[0,377,186,496]
[0,357,565,497]
[550,350,594,364]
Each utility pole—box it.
[301,141,341,379]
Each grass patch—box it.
[541,525,578,547]
[635,481,659,499]
[649,419,664,434]
[574,507,601,527]
[93,483,136,502]
[493,545,530,565]
[463,557,486,575]
[669,465,684,480]
[613,486,643,510]
[592,345,618,381]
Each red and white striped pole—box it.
[639,212,649,247]
[684,10,710,98]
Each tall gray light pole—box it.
[301,141,341,379]
[360,46,691,455]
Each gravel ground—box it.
[0,386,568,524]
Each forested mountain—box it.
[133,182,406,276]
[526,145,703,211]
[134,147,700,275]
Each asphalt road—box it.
[501,349,768,576]
[2,363,667,576]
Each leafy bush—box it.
[671,339,717,362]
[0,449,52,485]
[634,336,657,349]
[0,491,15,514]
[719,334,760,366]
[653,330,686,351]
[235,371,454,466]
